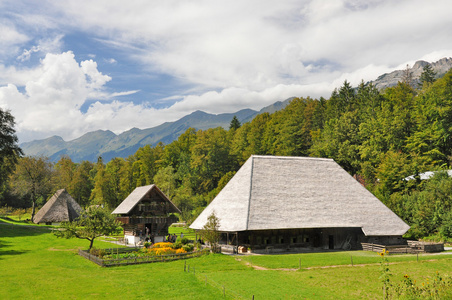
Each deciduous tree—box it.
[54,206,121,250]
[201,211,221,253]
[10,156,54,222]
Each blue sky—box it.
[1,0,452,143]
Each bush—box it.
[172,242,183,249]
[176,237,189,245]
[89,247,106,258]
[182,244,194,252]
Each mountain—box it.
[22,57,452,163]
[370,57,452,90]
[21,100,292,163]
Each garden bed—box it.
[79,245,209,267]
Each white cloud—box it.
[0,23,30,58]
[17,35,63,61]
[46,0,452,90]
[2,0,452,144]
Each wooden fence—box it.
[79,248,209,267]
[361,241,444,254]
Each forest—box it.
[2,64,452,241]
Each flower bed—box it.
[79,242,204,267]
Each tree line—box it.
[1,64,451,240]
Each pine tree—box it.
[419,64,436,86]
[229,115,241,130]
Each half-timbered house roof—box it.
[190,155,410,236]
[112,184,181,215]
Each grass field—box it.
[1,219,452,299]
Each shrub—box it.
[89,247,106,258]
[182,244,194,252]
[172,242,182,249]
[176,237,189,245]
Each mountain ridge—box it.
[21,100,291,162]
[21,57,452,163]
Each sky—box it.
[1,0,452,143]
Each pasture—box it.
[1,219,452,299]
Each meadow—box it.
[1,218,452,299]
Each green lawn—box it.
[1,222,452,299]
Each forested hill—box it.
[9,60,452,241]
[20,99,291,163]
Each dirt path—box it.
[235,257,299,271]
[235,256,451,272]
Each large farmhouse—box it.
[112,185,180,245]
[190,155,410,252]
[33,189,82,225]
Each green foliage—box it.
[0,108,22,204]
[54,206,121,250]
[420,63,437,87]
[9,156,54,222]
[439,211,452,239]
[89,247,107,258]
[229,115,241,130]
[182,244,194,252]
[176,236,189,245]
[201,211,221,253]
[7,69,452,240]
[378,250,392,299]
[390,272,452,299]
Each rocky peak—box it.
[370,57,452,90]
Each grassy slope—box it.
[1,223,452,299]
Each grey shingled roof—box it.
[190,155,410,236]
[33,189,82,224]
[111,184,181,215]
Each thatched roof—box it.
[190,155,410,236]
[111,184,181,215]
[33,189,82,224]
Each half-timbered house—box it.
[112,185,180,245]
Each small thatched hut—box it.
[33,189,82,225]
[112,185,180,245]
[190,155,410,253]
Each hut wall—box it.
[234,227,366,251]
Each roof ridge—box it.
[251,155,333,162]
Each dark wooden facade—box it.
[113,186,180,242]
[219,228,406,252]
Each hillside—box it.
[21,99,291,162]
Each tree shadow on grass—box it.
[0,223,50,259]
[0,239,30,260]
[0,223,52,238]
